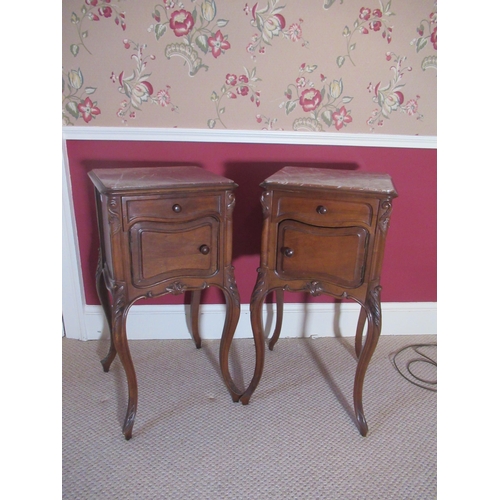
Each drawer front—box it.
[123,194,221,225]
[129,217,219,288]
[275,194,373,227]
[276,220,368,288]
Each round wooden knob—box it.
[199,245,210,255]
[172,204,182,213]
[316,205,327,214]
[283,247,294,257]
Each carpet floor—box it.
[62,334,436,499]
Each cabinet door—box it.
[276,220,369,288]
[129,217,219,288]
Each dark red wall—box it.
[67,140,436,305]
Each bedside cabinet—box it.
[242,166,398,436]
[89,166,241,439]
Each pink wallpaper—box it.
[62,0,437,135]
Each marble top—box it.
[89,166,236,192]
[262,166,397,196]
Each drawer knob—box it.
[283,247,294,258]
[172,204,182,213]
[316,205,327,214]
[199,245,210,255]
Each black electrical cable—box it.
[391,343,437,392]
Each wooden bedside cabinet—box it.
[89,166,241,439]
[242,166,398,436]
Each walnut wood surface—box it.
[90,166,241,439]
[244,166,398,437]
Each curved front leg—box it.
[110,284,138,440]
[240,269,269,405]
[268,288,284,351]
[218,273,242,402]
[353,285,382,437]
[190,290,202,349]
[95,251,116,372]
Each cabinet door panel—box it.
[129,217,218,287]
[277,221,368,288]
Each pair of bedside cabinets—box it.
[89,166,398,439]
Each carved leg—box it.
[354,306,367,359]
[268,288,284,351]
[240,269,269,405]
[218,271,242,402]
[353,285,382,437]
[110,284,138,440]
[190,290,202,349]
[95,251,116,372]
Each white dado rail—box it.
[62,127,437,340]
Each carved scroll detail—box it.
[251,267,268,303]
[111,281,127,322]
[378,200,393,233]
[260,191,272,219]
[305,280,324,297]
[366,284,382,327]
[107,197,121,234]
[226,191,236,214]
[225,265,241,307]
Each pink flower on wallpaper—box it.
[287,23,302,42]
[405,99,418,116]
[359,8,371,21]
[332,106,352,130]
[370,20,382,32]
[373,9,382,18]
[226,74,237,86]
[98,7,112,18]
[77,97,101,123]
[431,27,437,50]
[85,0,98,6]
[299,88,322,112]
[157,88,171,107]
[169,10,195,37]
[208,30,231,58]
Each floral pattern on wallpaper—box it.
[62,0,437,135]
[111,40,179,124]
[150,1,232,75]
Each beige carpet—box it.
[62,334,436,499]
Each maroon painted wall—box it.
[67,140,436,306]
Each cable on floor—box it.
[391,343,437,392]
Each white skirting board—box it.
[75,302,437,341]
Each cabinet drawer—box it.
[275,194,373,227]
[129,217,219,288]
[123,194,221,225]
[276,220,368,288]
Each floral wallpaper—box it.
[62,0,437,135]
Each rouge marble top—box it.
[262,166,398,196]
[88,166,236,193]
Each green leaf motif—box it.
[155,23,167,41]
[416,37,427,53]
[336,56,345,68]
[196,34,209,54]
[66,101,79,119]
[321,109,332,126]
[70,44,79,57]
[217,19,229,27]
[342,96,353,103]
[208,119,216,128]
[285,100,297,115]
[71,12,80,24]
[85,87,97,94]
